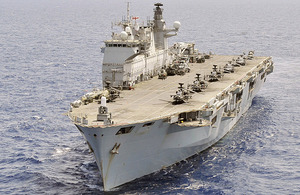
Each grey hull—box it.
[76,65,269,191]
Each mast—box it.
[153,3,180,50]
[127,2,130,22]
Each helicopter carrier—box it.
[68,3,274,191]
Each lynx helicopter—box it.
[170,83,194,104]
[188,73,208,92]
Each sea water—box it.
[0,0,299,194]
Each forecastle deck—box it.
[69,55,271,127]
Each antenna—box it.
[127,2,130,22]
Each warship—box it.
[68,3,274,191]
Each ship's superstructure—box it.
[68,3,274,191]
[102,3,180,88]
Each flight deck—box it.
[69,55,270,127]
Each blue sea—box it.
[1,0,299,194]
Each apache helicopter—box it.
[166,64,177,76]
[177,60,190,75]
[223,61,235,73]
[170,83,194,104]
[166,57,190,76]
[208,65,223,82]
[236,55,246,66]
[247,50,255,60]
[188,73,208,92]
[231,58,240,67]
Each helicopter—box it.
[236,55,246,66]
[103,81,121,102]
[223,61,235,73]
[196,55,205,63]
[72,87,113,108]
[170,83,194,104]
[158,68,167,80]
[188,73,208,92]
[166,57,190,76]
[166,64,177,76]
[208,65,223,82]
[247,50,255,60]
[231,58,240,67]
[176,60,190,75]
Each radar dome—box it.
[125,26,131,33]
[173,21,181,29]
[120,31,128,40]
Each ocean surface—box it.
[1,0,299,194]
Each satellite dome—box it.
[125,26,131,33]
[120,31,128,40]
[173,21,181,29]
